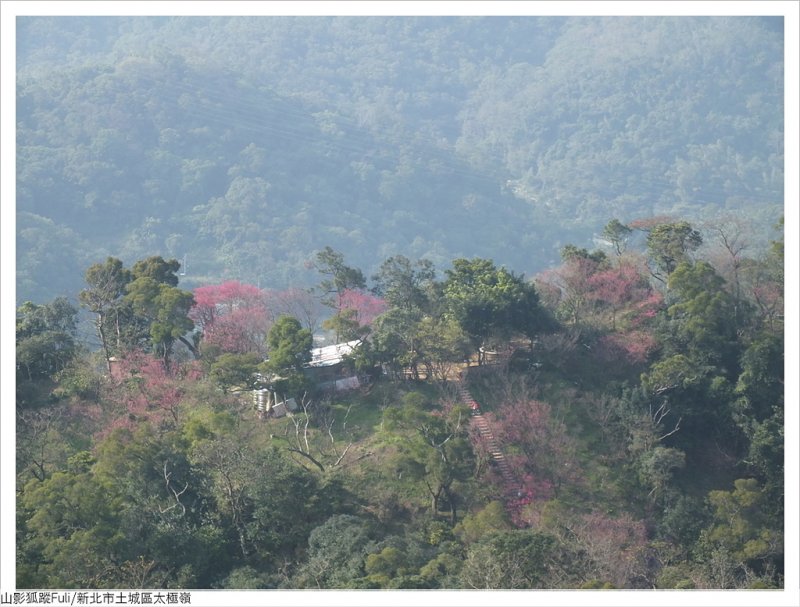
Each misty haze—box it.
[14,15,785,593]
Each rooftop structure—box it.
[307,339,361,368]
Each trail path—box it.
[456,381,520,497]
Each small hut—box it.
[305,340,362,392]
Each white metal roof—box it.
[307,340,361,368]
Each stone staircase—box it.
[456,382,519,496]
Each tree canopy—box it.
[15,225,785,589]
[15,16,783,306]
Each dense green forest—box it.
[16,16,783,304]
[15,214,784,589]
[13,14,786,593]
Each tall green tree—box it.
[744,407,783,515]
[209,352,263,393]
[263,316,313,397]
[314,246,366,310]
[443,258,545,359]
[79,257,132,371]
[131,255,181,286]
[17,464,125,588]
[414,316,473,382]
[371,254,436,313]
[602,218,633,256]
[189,428,332,571]
[16,297,78,388]
[91,426,229,588]
[125,277,197,370]
[666,261,739,369]
[696,478,783,587]
[369,307,424,379]
[733,332,783,429]
[646,221,702,279]
[314,246,368,341]
[383,393,475,523]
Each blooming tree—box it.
[191,281,270,356]
[101,350,202,438]
[337,289,388,327]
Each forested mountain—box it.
[16,16,783,305]
[13,15,787,592]
[15,216,785,589]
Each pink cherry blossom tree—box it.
[190,281,270,356]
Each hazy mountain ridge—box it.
[16,16,783,304]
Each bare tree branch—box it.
[657,416,682,442]
[158,460,188,516]
[286,447,326,472]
